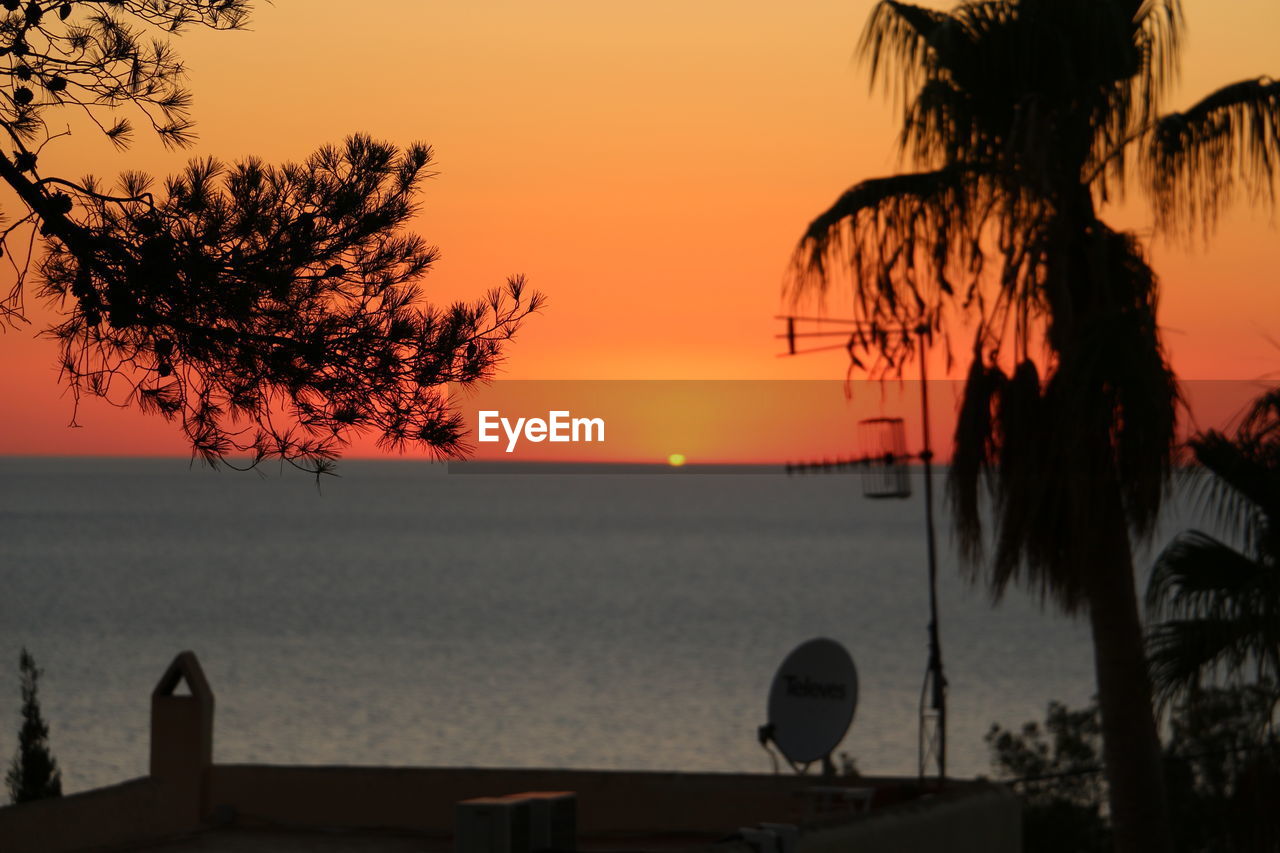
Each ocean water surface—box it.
[0,456,1191,792]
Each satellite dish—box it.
[765,638,858,765]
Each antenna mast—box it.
[777,318,948,785]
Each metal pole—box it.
[777,317,948,783]
[917,326,946,784]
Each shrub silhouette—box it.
[6,648,62,805]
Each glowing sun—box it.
[667,453,687,467]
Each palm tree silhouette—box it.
[789,2,1279,851]
[1147,388,1279,708]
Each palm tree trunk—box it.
[1084,501,1173,853]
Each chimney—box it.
[150,651,214,825]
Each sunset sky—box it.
[0,0,1276,461]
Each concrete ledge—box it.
[210,765,845,835]
[0,778,185,853]
[0,767,1015,853]
[795,786,1021,853]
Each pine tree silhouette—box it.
[0,3,542,472]
[6,648,62,804]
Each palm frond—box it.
[949,344,1005,565]
[1146,77,1280,234]
[858,1,959,100]
[1132,0,1183,107]
[1147,615,1277,707]
[789,161,1058,347]
[1146,530,1268,620]
[943,223,1178,609]
[1146,382,1280,706]
[1086,0,1184,200]
[901,74,1005,171]
[1188,429,1277,558]
[789,167,972,331]
[1081,225,1180,539]
[989,358,1059,600]
[1239,386,1280,447]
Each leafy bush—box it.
[987,688,1279,853]
[1163,684,1279,853]
[985,701,1110,853]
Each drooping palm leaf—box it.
[1184,392,1280,557]
[1146,532,1279,705]
[1147,385,1280,707]
[1147,77,1280,233]
[859,1,967,99]
[1147,617,1279,706]
[1240,387,1280,443]
[949,348,1006,563]
[790,167,975,342]
[943,223,1178,611]
[1187,433,1272,556]
[1130,0,1184,109]
[1147,531,1271,620]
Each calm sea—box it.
[0,456,1193,793]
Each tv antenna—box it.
[775,317,947,785]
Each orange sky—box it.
[0,0,1277,462]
